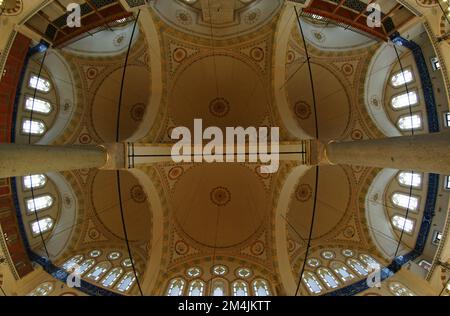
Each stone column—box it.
[323,132,450,175]
[0,144,108,178]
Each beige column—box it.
[0,144,108,178]
[324,132,450,175]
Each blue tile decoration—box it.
[325,34,440,296]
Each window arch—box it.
[75,259,96,276]
[347,259,368,276]
[391,193,419,211]
[188,279,205,296]
[25,96,52,114]
[116,271,137,293]
[26,194,53,213]
[23,174,47,189]
[397,171,421,188]
[390,69,413,87]
[316,268,340,289]
[101,267,123,288]
[232,280,249,296]
[27,282,54,296]
[22,119,46,135]
[30,217,54,235]
[397,114,422,131]
[29,75,51,92]
[302,272,323,294]
[391,215,414,233]
[330,262,355,282]
[211,279,227,296]
[391,91,418,109]
[389,282,415,296]
[86,262,111,281]
[62,255,84,271]
[252,279,271,296]
[166,278,185,296]
[359,254,381,270]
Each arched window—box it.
[62,255,84,271]
[397,114,422,131]
[397,172,421,188]
[347,259,368,276]
[86,262,110,281]
[188,280,205,296]
[211,279,227,296]
[391,69,413,87]
[391,91,418,109]
[27,282,54,296]
[359,254,381,270]
[116,271,137,293]
[26,195,53,213]
[330,262,355,282]
[303,272,323,294]
[317,268,340,289]
[166,278,185,296]
[101,267,123,288]
[31,217,54,235]
[29,75,51,92]
[252,279,271,296]
[22,119,46,135]
[232,280,249,296]
[392,193,419,211]
[75,259,96,276]
[389,282,415,296]
[23,174,47,189]
[25,96,52,114]
[392,215,414,233]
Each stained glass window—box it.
[116,272,137,293]
[27,282,54,296]
[232,280,249,296]
[31,217,54,235]
[166,278,185,296]
[359,254,381,270]
[317,268,340,289]
[330,262,355,282]
[303,272,323,294]
[252,279,271,296]
[211,279,227,296]
[101,268,123,288]
[26,195,53,213]
[25,96,52,114]
[23,174,47,189]
[347,259,368,276]
[86,262,110,281]
[188,280,205,296]
[392,215,414,233]
[62,255,84,271]
[389,282,415,296]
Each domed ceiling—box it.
[15,0,443,297]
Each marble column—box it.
[0,144,108,178]
[324,132,450,174]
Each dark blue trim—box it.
[10,40,50,142]
[326,34,441,296]
[390,33,440,133]
[10,178,122,296]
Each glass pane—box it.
[26,195,53,213]
[62,255,84,271]
[391,69,413,87]
[116,272,136,293]
[166,278,185,296]
[212,280,226,296]
[252,279,271,296]
[398,114,422,130]
[23,174,47,189]
[25,97,52,114]
[359,254,381,270]
[317,268,340,289]
[101,268,123,288]
[389,282,415,296]
[330,262,355,282]
[392,193,418,211]
[398,172,421,188]
[392,215,414,233]
[347,259,368,276]
[188,280,205,296]
[75,259,95,276]
[29,75,51,92]
[86,262,109,281]
[232,281,249,296]
[28,282,54,296]
[391,91,418,109]
[31,217,53,234]
[22,119,46,135]
[303,273,323,294]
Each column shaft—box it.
[325,132,450,174]
[0,144,107,178]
